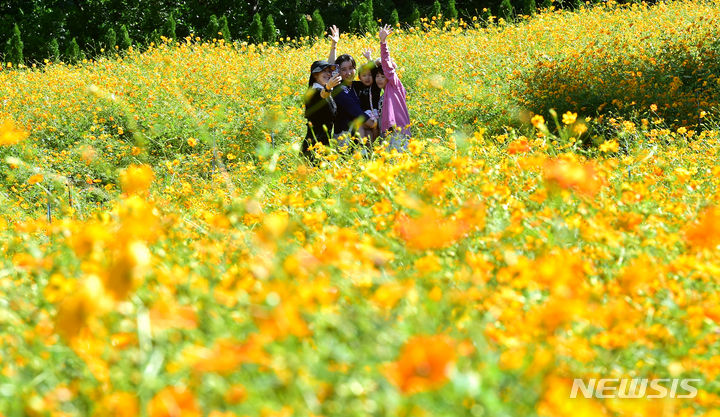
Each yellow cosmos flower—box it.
[531,114,545,128]
[0,118,29,145]
[599,139,619,153]
[119,164,154,195]
[27,174,44,185]
[562,111,578,125]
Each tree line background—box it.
[2,0,607,65]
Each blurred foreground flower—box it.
[384,334,456,394]
[54,275,107,340]
[544,158,602,196]
[119,164,155,195]
[148,386,201,417]
[508,138,531,154]
[0,118,29,145]
[684,206,720,250]
[538,375,608,416]
[394,202,484,251]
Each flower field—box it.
[2,1,720,416]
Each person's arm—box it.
[328,25,339,63]
[379,25,400,86]
[362,48,373,62]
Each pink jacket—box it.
[380,41,411,137]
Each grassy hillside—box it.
[1,1,720,416]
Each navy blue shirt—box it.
[332,84,368,135]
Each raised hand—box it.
[362,48,373,61]
[329,25,340,44]
[379,24,392,43]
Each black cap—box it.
[310,60,337,74]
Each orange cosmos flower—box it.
[189,335,269,374]
[394,207,469,251]
[684,206,720,249]
[543,158,602,196]
[508,137,531,154]
[94,392,139,417]
[148,386,201,417]
[150,298,198,331]
[384,334,456,394]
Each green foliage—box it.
[163,14,177,41]
[432,0,442,18]
[147,29,161,46]
[5,24,24,66]
[410,4,421,25]
[297,14,310,39]
[390,9,400,27]
[264,15,277,43]
[499,0,515,20]
[207,15,220,40]
[0,0,579,64]
[47,38,60,61]
[310,10,325,38]
[118,25,132,50]
[103,28,117,51]
[541,0,552,9]
[365,0,377,31]
[447,0,459,20]
[64,37,81,64]
[218,15,231,41]
[249,13,263,43]
[522,0,537,14]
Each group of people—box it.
[302,24,411,161]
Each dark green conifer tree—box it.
[65,37,81,63]
[218,15,231,41]
[5,24,24,66]
[524,0,537,15]
[409,4,421,26]
[389,9,399,27]
[432,0,442,18]
[447,0,459,20]
[249,13,263,43]
[311,10,325,38]
[118,25,132,50]
[297,14,310,39]
[207,15,220,39]
[103,28,117,51]
[499,0,514,20]
[163,14,177,40]
[48,38,60,61]
[264,15,277,43]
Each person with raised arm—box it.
[374,24,411,152]
[325,25,374,151]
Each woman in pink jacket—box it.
[373,24,411,152]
